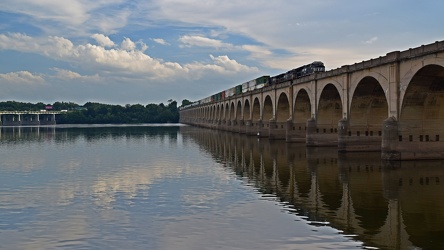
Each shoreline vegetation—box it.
[0,100,192,124]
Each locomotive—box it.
[271,61,325,85]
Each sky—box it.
[0,0,443,106]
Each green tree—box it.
[181,99,193,107]
[0,100,181,124]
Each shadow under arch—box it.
[276,92,290,122]
[350,76,388,128]
[252,97,260,121]
[318,84,342,129]
[294,89,311,124]
[400,64,444,139]
[243,99,250,120]
[263,95,273,121]
[236,100,242,121]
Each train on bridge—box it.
[182,61,325,109]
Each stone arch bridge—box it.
[180,40,444,160]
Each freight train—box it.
[181,61,325,109]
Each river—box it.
[0,125,442,249]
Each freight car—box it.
[187,61,325,108]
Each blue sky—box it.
[0,0,443,105]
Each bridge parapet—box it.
[400,41,444,59]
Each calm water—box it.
[0,125,442,249]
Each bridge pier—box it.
[268,119,286,140]
[338,118,382,152]
[39,114,56,125]
[1,114,21,126]
[212,119,218,129]
[206,119,212,129]
[244,119,255,136]
[220,119,227,131]
[381,117,401,160]
[380,117,444,160]
[233,120,239,132]
[285,120,306,143]
[220,120,230,131]
[21,114,40,126]
[306,118,338,146]
[215,120,221,129]
[229,120,237,132]
[257,120,268,137]
[237,120,246,134]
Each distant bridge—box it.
[180,40,444,160]
[0,111,63,126]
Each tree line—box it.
[0,100,193,124]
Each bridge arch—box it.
[400,58,444,107]
[263,95,274,122]
[236,100,242,121]
[399,64,444,139]
[229,102,235,121]
[207,106,211,120]
[293,88,312,124]
[215,105,220,120]
[317,83,342,130]
[224,102,229,120]
[243,99,251,120]
[350,72,389,102]
[349,76,388,133]
[213,105,217,120]
[252,97,261,121]
[276,92,290,122]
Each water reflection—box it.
[181,126,444,250]
[1,125,442,249]
[0,125,180,143]
[0,125,190,249]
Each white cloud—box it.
[50,68,100,82]
[91,34,115,47]
[183,55,258,80]
[179,35,234,50]
[119,38,148,52]
[241,45,272,59]
[138,40,149,52]
[0,0,442,105]
[0,33,257,83]
[0,0,130,35]
[364,36,378,44]
[0,71,45,84]
[153,38,169,45]
[146,0,432,69]
[0,0,89,26]
[209,55,257,73]
[121,37,137,51]
[178,35,275,66]
[0,33,39,52]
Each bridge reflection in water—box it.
[180,126,444,250]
